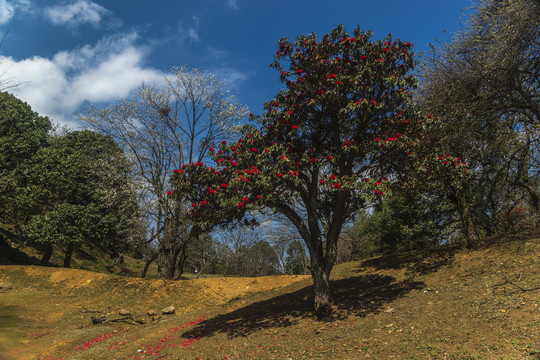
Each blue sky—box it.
[0,0,473,128]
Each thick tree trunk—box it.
[140,252,158,278]
[310,260,332,316]
[308,243,334,318]
[63,243,74,268]
[39,244,53,266]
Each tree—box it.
[348,188,455,256]
[81,67,249,279]
[419,0,540,228]
[0,32,19,91]
[171,25,455,315]
[0,92,51,245]
[285,239,309,275]
[23,130,140,267]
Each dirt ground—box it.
[1,233,538,360]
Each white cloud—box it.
[0,0,14,24]
[44,0,109,28]
[226,0,238,10]
[210,67,249,90]
[2,32,164,128]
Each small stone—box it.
[161,306,175,315]
[147,309,157,316]
[119,309,131,316]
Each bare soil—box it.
[0,231,538,360]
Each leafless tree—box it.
[80,67,249,279]
[419,0,540,232]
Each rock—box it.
[147,309,157,316]
[91,315,106,324]
[161,306,175,315]
[119,309,131,316]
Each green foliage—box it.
[349,190,452,256]
[285,239,309,275]
[0,92,51,239]
[23,130,140,257]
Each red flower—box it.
[167,191,173,196]
[319,180,325,184]
[292,125,298,130]
[201,200,207,205]
[277,173,283,178]
[256,195,261,199]
[329,174,336,180]
[220,183,228,188]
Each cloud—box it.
[210,67,249,90]
[0,0,14,24]
[226,0,238,10]
[44,0,111,28]
[1,32,164,128]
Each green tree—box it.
[349,189,456,256]
[0,92,51,244]
[171,25,456,315]
[285,239,309,275]
[23,130,140,267]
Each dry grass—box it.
[0,232,538,360]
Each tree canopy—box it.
[171,24,461,315]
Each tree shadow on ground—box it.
[180,247,458,340]
[181,273,425,340]
[0,241,39,265]
[357,246,457,278]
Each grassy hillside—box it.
[0,232,538,360]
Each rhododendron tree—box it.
[171,25,464,315]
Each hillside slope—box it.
[0,233,538,360]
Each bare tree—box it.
[80,67,249,279]
[0,31,20,91]
[419,0,540,232]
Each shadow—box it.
[0,304,33,354]
[0,241,40,265]
[73,246,97,261]
[359,247,456,278]
[180,273,425,340]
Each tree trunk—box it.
[175,242,188,280]
[63,243,74,268]
[163,247,177,280]
[311,255,332,318]
[40,244,53,266]
[140,252,158,278]
[448,189,479,248]
[524,183,539,228]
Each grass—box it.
[0,230,539,359]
